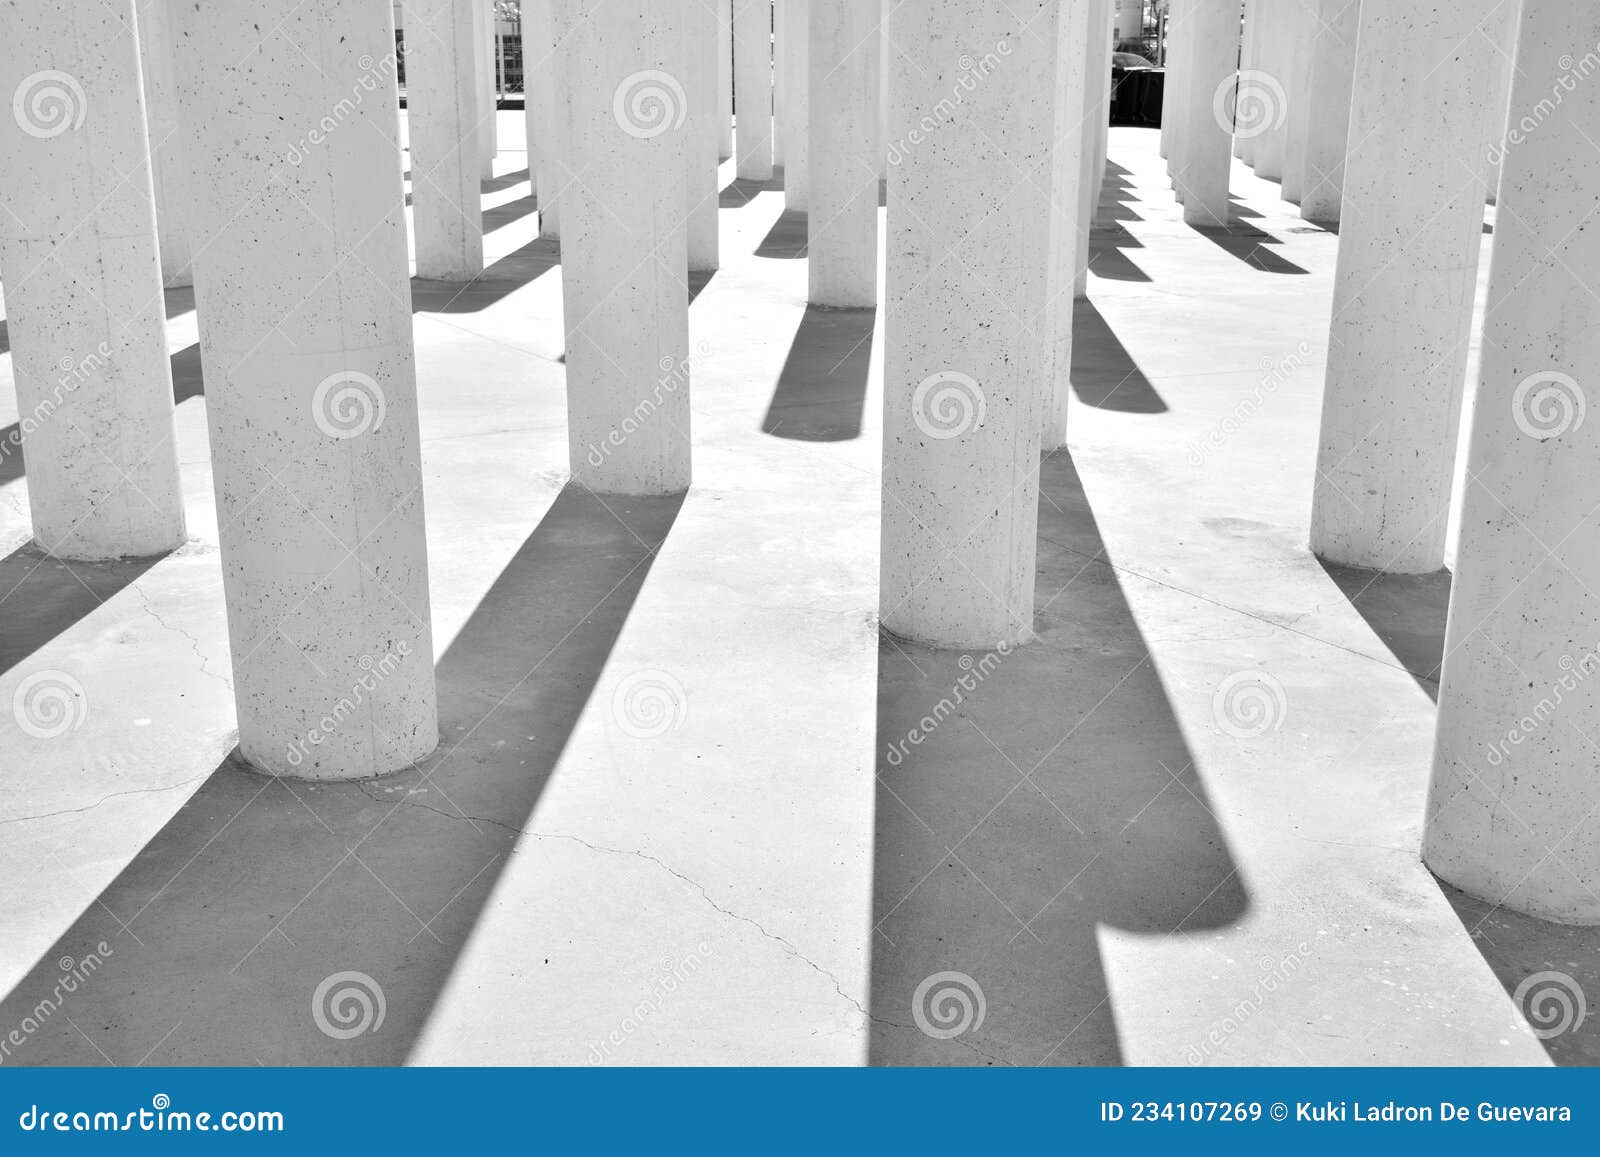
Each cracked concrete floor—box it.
[2,122,1596,1065]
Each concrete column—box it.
[1483,0,1520,204]
[878,0,889,181]
[1075,0,1112,296]
[526,0,564,238]
[779,0,809,211]
[807,0,877,307]
[1175,0,1238,226]
[1309,0,1501,572]
[1092,0,1113,192]
[555,0,691,494]
[882,0,1058,649]
[1279,0,1316,204]
[772,0,785,168]
[170,0,438,778]
[134,0,192,288]
[1235,0,1255,163]
[1252,0,1288,181]
[1298,0,1358,224]
[405,0,485,279]
[1043,0,1090,448]
[1425,0,1600,925]
[734,0,773,179]
[1160,0,1188,166]
[718,0,734,160]
[476,0,496,178]
[687,0,721,270]
[0,1,186,561]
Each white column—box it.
[772,0,785,168]
[526,0,564,238]
[0,1,186,560]
[1279,0,1316,204]
[1160,0,1188,166]
[405,0,485,279]
[734,0,773,178]
[877,0,889,180]
[134,0,192,288]
[1298,0,1358,224]
[1175,0,1238,226]
[1092,0,1113,192]
[686,0,720,270]
[1075,0,1111,296]
[555,0,691,494]
[1252,0,1288,181]
[779,0,809,210]
[1043,0,1089,449]
[1309,0,1502,572]
[807,0,877,307]
[1483,0,1520,204]
[1234,0,1255,163]
[170,0,438,778]
[882,0,1058,649]
[476,0,497,178]
[1425,0,1600,925]
[718,0,734,160]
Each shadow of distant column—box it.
[1316,559,1449,700]
[0,544,168,676]
[0,484,683,1064]
[760,307,874,441]
[870,450,1248,1065]
[755,210,807,259]
[1069,302,1167,413]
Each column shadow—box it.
[0,484,683,1063]
[410,233,561,314]
[1190,223,1310,276]
[1069,301,1167,413]
[760,306,874,441]
[719,175,784,207]
[870,450,1249,1065]
[483,193,539,235]
[755,210,807,259]
[1315,559,1449,701]
[0,543,168,676]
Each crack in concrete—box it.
[131,584,232,691]
[0,773,211,827]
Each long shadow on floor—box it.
[483,193,539,235]
[1191,220,1310,275]
[0,484,682,1063]
[719,174,784,207]
[1087,176,1153,285]
[411,231,561,314]
[1069,301,1166,413]
[0,544,168,676]
[756,209,807,259]
[760,306,873,441]
[1316,559,1449,700]
[870,450,1248,1064]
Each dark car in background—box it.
[1110,49,1163,127]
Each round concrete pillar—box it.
[734,0,773,179]
[881,0,1058,650]
[475,0,497,178]
[1075,0,1112,297]
[1176,0,1238,227]
[1043,0,1090,448]
[1235,0,1256,165]
[687,0,721,271]
[806,0,877,308]
[407,0,486,280]
[1279,0,1316,205]
[1298,0,1358,224]
[718,0,734,160]
[170,0,438,779]
[1252,0,1289,181]
[1424,0,1600,925]
[0,1,186,561]
[554,0,692,495]
[526,0,564,239]
[1309,0,1502,572]
[134,0,193,288]
[778,0,808,211]
[1160,0,1190,168]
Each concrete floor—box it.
[0,120,1595,1066]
